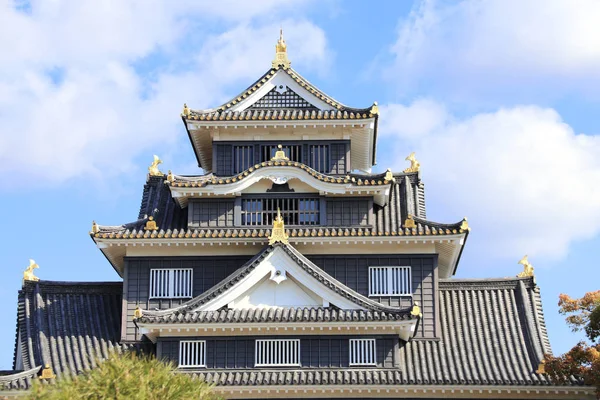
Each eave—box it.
[138,320,418,343]
[212,384,596,399]
[185,118,376,173]
[167,163,393,207]
[92,231,467,278]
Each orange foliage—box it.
[546,291,600,398]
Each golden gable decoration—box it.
[268,208,289,245]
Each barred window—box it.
[308,144,330,173]
[233,145,254,174]
[179,340,206,368]
[349,339,376,366]
[241,197,320,226]
[368,266,412,296]
[149,269,193,299]
[255,339,300,366]
[261,144,302,163]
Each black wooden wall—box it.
[213,140,350,176]
[158,335,398,369]
[188,197,373,228]
[123,254,438,341]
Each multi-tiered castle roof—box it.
[2,32,594,399]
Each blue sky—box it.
[1,0,600,368]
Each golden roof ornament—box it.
[91,220,99,234]
[536,358,546,374]
[271,144,289,161]
[404,215,416,229]
[40,364,56,380]
[517,255,534,278]
[133,306,143,319]
[272,29,291,69]
[23,259,40,282]
[459,217,470,232]
[144,216,158,231]
[370,101,379,116]
[182,103,190,117]
[411,301,422,317]
[166,170,175,184]
[403,152,421,173]
[268,208,289,245]
[148,155,163,177]
[384,168,395,183]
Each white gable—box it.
[230,70,335,112]
[194,246,365,312]
[229,274,324,309]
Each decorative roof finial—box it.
[133,306,143,319]
[384,168,395,183]
[460,217,470,232]
[144,216,158,231]
[268,208,289,245]
[91,220,99,234]
[40,364,56,380]
[370,101,379,116]
[166,170,175,184]
[182,103,190,118]
[411,301,422,317]
[23,259,40,282]
[404,214,416,229]
[272,29,291,69]
[148,155,163,177]
[517,255,535,278]
[271,144,289,161]
[403,152,420,173]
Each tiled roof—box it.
[173,277,583,389]
[185,108,375,121]
[136,307,412,325]
[189,368,404,386]
[139,243,414,320]
[92,174,463,240]
[0,367,40,391]
[396,277,571,386]
[167,162,394,188]
[183,67,375,120]
[7,280,140,391]
[5,277,588,393]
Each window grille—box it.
[249,87,317,110]
[261,144,302,163]
[241,197,320,226]
[349,339,376,366]
[309,144,330,173]
[233,145,254,174]
[179,340,206,368]
[149,268,193,299]
[368,266,412,296]
[255,339,300,366]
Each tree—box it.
[544,290,600,398]
[27,352,221,400]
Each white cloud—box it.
[379,101,600,260]
[0,0,328,184]
[388,0,600,99]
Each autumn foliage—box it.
[544,290,600,397]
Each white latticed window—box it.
[368,266,412,296]
[255,339,300,366]
[149,268,193,299]
[179,340,206,368]
[349,339,376,366]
